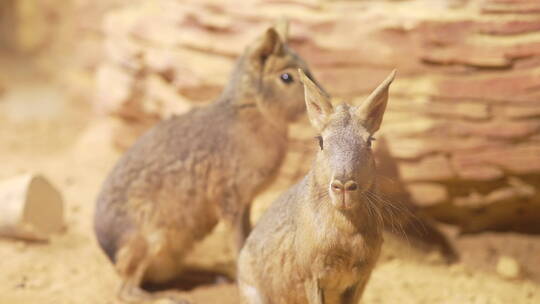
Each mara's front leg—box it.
[340,272,373,304]
[235,202,252,252]
[220,190,253,257]
[305,278,324,304]
[238,281,270,304]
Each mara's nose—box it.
[330,180,358,193]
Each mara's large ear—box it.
[249,28,284,66]
[298,69,333,131]
[355,70,396,134]
[274,17,289,42]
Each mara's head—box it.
[231,19,319,124]
[298,69,396,211]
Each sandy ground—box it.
[0,62,539,304]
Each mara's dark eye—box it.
[316,136,323,150]
[367,136,376,148]
[280,73,293,84]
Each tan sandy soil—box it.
[0,61,539,304]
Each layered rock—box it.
[94,0,540,233]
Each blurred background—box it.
[0,0,539,303]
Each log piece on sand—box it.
[0,174,64,241]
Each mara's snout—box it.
[329,178,361,210]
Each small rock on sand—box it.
[496,256,521,280]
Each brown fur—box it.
[237,70,396,304]
[94,21,319,304]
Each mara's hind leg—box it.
[115,234,191,304]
